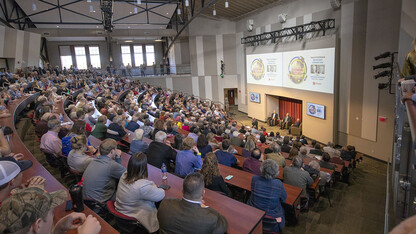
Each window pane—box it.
[89,46,99,55]
[74,46,86,55]
[121,45,132,66]
[133,45,143,67]
[145,45,154,53]
[145,45,155,66]
[60,56,73,69]
[121,45,131,54]
[76,56,87,69]
[90,55,101,68]
[89,46,101,68]
[122,54,132,67]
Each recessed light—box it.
[128,26,130,28]
[166,12,169,14]
[56,26,59,28]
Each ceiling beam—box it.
[164,0,218,59]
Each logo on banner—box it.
[250,58,265,80]
[288,56,307,84]
[308,104,316,115]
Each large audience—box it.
[0,66,360,233]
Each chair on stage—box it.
[291,123,302,136]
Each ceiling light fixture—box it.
[185,0,189,7]
[155,39,163,42]
[87,0,91,2]
[134,7,138,14]
[125,40,133,42]
[137,0,141,4]
[32,1,37,11]
[225,1,229,8]
[213,4,216,16]
[177,8,181,15]
[89,5,94,12]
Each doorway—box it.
[224,88,238,106]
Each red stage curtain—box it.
[279,97,302,122]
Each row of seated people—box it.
[28,77,354,233]
[0,70,127,233]
[29,81,285,232]
[51,81,354,230]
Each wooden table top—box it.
[3,95,118,234]
[88,136,264,234]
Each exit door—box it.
[228,89,235,106]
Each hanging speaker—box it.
[247,19,254,32]
[330,0,342,9]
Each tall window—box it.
[59,46,73,69]
[74,46,87,69]
[133,45,144,67]
[89,46,101,68]
[121,45,132,66]
[145,45,155,65]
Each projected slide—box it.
[246,53,283,87]
[246,48,335,94]
[282,48,335,94]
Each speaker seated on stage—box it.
[280,113,292,129]
[267,110,280,126]
[289,118,301,134]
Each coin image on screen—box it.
[251,58,265,80]
[288,56,307,84]
[308,105,316,114]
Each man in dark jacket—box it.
[146,131,177,172]
[157,173,228,234]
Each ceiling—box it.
[14,0,177,29]
[193,0,282,21]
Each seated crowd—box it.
[0,66,360,233]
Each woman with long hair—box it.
[115,153,165,233]
[200,152,231,197]
[171,134,183,151]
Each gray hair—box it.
[155,131,167,143]
[260,159,279,180]
[309,160,320,171]
[300,146,308,156]
[47,119,61,130]
[271,142,281,153]
[292,156,303,168]
[133,129,144,141]
[113,116,122,124]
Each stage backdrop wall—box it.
[247,35,336,144]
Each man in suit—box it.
[268,110,279,126]
[252,118,258,129]
[289,118,301,134]
[146,131,177,172]
[280,113,292,129]
[309,144,323,156]
[157,173,228,234]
